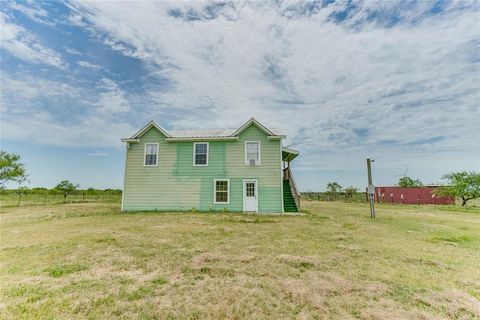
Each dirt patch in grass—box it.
[361,297,436,320]
[277,254,321,270]
[402,257,451,270]
[192,252,256,265]
[219,216,277,224]
[430,234,475,245]
[415,289,480,320]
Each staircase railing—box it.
[283,166,301,211]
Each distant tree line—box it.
[2,150,479,207]
[303,183,361,202]
[2,185,122,206]
[1,151,121,206]
[302,172,480,207]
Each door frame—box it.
[243,179,258,212]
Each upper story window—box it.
[144,143,158,166]
[194,142,209,166]
[245,141,261,166]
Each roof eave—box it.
[267,135,286,140]
[231,117,276,137]
[130,121,171,139]
[282,146,300,161]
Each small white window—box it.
[214,179,229,204]
[144,143,158,166]
[194,142,208,166]
[245,141,261,166]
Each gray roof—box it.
[168,127,284,138]
[124,118,286,141]
[168,129,236,138]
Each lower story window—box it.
[214,179,229,204]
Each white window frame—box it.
[245,141,261,166]
[144,143,159,167]
[213,178,230,204]
[193,142,209,167]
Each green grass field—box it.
[0,192,121,207]
[1,201,479,319]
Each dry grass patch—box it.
[0,201,479,319]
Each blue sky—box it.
[1,0,479,190]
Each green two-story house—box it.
[121,118,300,213]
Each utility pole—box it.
[367,158,376,218]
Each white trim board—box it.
[232,118,275,137]
[130,121,171,139]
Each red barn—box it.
[374,186,455,205]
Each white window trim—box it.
[144,143,159,167]
[193,142,209,166]
[245,141,261,166]
[213,178,230,204]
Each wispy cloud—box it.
[67,1,479,150]
[1,72,134,147]
[87,151,109,157]
[7,2,54,26]
[77,60,101,70]
[94,78,131,115]
[0,13,66,68]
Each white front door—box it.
[243,179,258,212]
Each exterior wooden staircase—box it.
[283,167,300,212]
[283,180,298,212]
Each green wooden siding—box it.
[122,123,282,212]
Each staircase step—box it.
[282,180,298,212]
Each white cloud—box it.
[7,2,54,26]
[77,60,101,70]
[2,1,479,186]
[65,47,82,55]
[0,13,66,68]
[67,13,87,27]
[66,1,479,157]
[87,151,109,157]
[95,78,130,115]
[1,73,134,147]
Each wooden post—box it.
[367,159,375,218]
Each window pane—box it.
[216,180,227,191]
[146,144,157,155]
[216,191,227,203]
[246,182,255,197]
[246,142,259,162]
[196,143,207,154]
[145,154,156,165]
[195,154,207,165]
